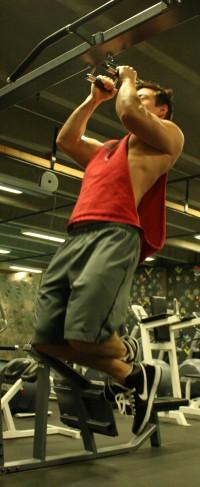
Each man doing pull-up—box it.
[32,65,184,435]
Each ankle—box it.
[118,364,133,385]
[124,364,143,390]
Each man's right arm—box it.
[56,77,117,168]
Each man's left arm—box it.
[115,66,184,160]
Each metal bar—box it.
[0,203,74,226]
[184,179,190,212]
[0,423,158,473]
[0,144,84,179]
[1,0,199,110]
[33,363,50,460]
[166,200,200,219]
[7,0,124,82]
[149,411,161,447]
[168,173,200,184]
[70,389,98,453]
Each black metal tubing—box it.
[7,0,124,83]
[33,363,50,460]
[0,0,199,111]
[0,202,74,225]
[168,173,200,184]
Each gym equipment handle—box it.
[7,0,125,83]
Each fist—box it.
[117,65,137,84]
[91,75,118,101]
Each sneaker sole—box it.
[137,365,162,435]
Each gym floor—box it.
[2,400,200,486]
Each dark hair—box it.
[136,80,174,120]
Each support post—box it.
[33,362,50,460]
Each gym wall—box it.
[0,272,41,360]
[125,264,200,333]
[0,264,199,360]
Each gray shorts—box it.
[32,222,140,344]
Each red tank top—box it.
[68,134,167,262]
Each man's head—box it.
[136,80,174,120]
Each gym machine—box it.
[130,298,200,424]
[1,0,197,474]
[0,344,188,474]
[0,355,80,440]
[0,1,199,110]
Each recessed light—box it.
[22,231,65,243]
[0,185,22,194]
[9,266,42,274]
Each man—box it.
[33,66,184,435]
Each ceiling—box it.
[0,0,200,273]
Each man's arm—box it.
[115,66,184,160]
[56,76,117,168]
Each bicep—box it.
[58,136,104,168]
[122,111,184,156]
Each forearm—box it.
[56,94,101,149]
[116,79,145,123]
[116,74,184,155]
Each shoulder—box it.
[162,119,184,143]
[161,120,184,168]
[162,119,184,155]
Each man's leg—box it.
[68,334,161,434]
[33,226,161,435]
[34,335,161,436]
[34,333,133,382]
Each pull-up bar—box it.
[0,0,199,111]
[7,0,124,83]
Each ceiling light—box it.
[145,257,155,262]
[0,185,23,194]
[22,231,65,243]
[0,249,11,254]
[9,266,42,273]
[194,235,200,240]
[11,271,31,281]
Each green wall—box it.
[0,264,199,360]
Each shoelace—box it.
[115,389,136,416]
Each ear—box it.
[159,104,168,119]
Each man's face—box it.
[137,87,167,119]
